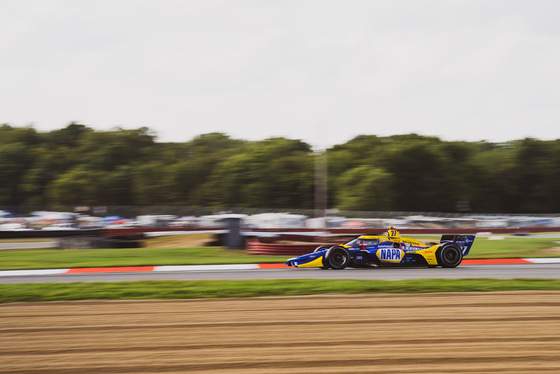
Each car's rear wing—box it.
[440,235,476,256]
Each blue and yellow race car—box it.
[286,227,475,269]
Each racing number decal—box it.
[389,230,398,237]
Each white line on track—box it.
[0,269,69,277]
[523,258,560,263]
[154,264,260,272]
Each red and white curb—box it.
[0,258,559,277]
[0,264,281,277]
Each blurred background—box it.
[1,124,559,232]
[2,1,560,232]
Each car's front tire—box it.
[436,243,463,268]
[324,246,350,269]
[314,245,331,253]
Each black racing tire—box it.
[324,246,350,270]
[316,246,332,268]
[316,245,332,269]
[436,243,463,268]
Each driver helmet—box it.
[387,226,400,241]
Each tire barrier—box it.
[244,226,560,256]
[245,235,355,256]
[246,238,321,256]
[0,229,101,239]
[248,227,560,235]
[57,235,143,249]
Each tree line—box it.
[1,123,559,214]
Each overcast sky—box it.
[1,0,559,147]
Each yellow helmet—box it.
[387,226,400,240]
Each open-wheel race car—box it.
[285,227,475,269]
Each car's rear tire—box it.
[325,246,350,270]
[436,243,463,268]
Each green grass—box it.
[1,278,560,303]
[467,235,559,258]
[0,247,288,270]
[410,234,560,258]
[0,234,558,271]
[1,234,559,303]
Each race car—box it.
[285,227,475,269]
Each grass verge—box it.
[1,278,560,303]
[468,235,560,258]
[0,247,288,270]
[0,233,558,271]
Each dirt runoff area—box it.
[1,292,559,373]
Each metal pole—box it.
[314,124,328,230]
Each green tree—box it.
[389,143,453,211]
[77,127,156,171]
[511,138,556,212]
[0,124,40,146]
[100,165,135,206]
[131,162,173,205]
[46,168,103,206]
[335,166,394,211]
[1,123,559,213]
[469,143,516,212]
[205,138,314,208]
[0,142,34,205]
[45,122,92,147]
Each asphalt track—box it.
[1,261,559,283]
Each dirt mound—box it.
[143,233,215,248]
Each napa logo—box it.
[377,248,404,263]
